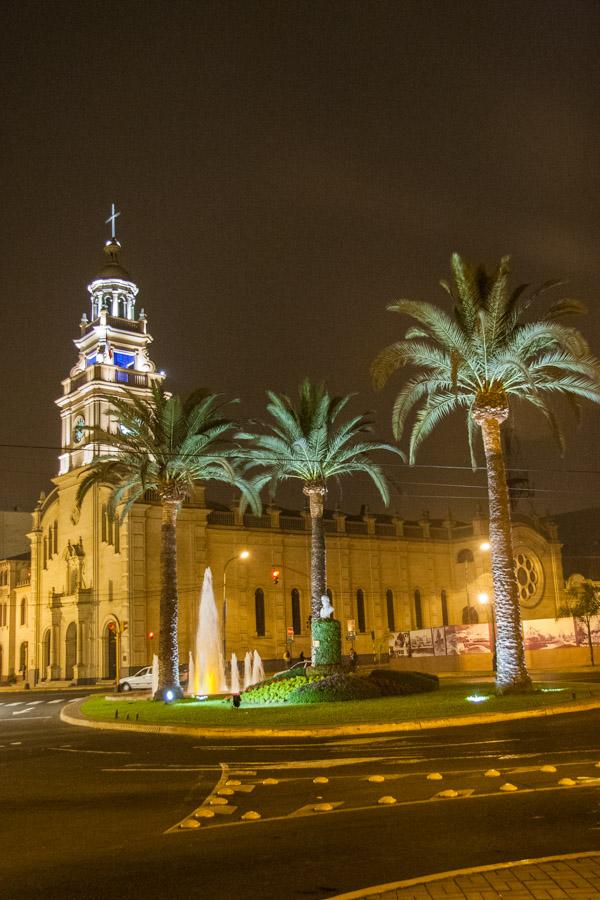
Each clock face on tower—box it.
[73,416,86,445]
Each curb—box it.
[60,695,600,739]
[326,850,600,899]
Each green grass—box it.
[80,681,600,730]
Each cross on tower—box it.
[105,203,121,240]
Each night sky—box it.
[2,0,600,520]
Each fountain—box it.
[193,567,227,695]
[151,653,159,696]
[243,650,253,689]
[251,650,264,685]
[187,650,195,697]
[230,652,240,694]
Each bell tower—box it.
[56,206,164,474]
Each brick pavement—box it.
[331,853,600,899]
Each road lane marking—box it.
[46,699,64,704]
[289,802,345,816]
[5,702,24,707]
[103,766,217,771]
[49,747,131,755]
[6,716,52,721]
[165,776,600,835]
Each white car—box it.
[118,666,153,692]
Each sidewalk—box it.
[331,852,600,899]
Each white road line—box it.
[48,747,131,755]
[12,709,33,715]
[26,700,43,705]
[104,766,217,772]
[5,702,24,707]
[46,699,64,704]
[7,716,52,720]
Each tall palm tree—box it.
[76,384,260,700]
[372,253,600,693]
[238,378,402,665]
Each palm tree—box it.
[372,253,600,693]
[238,378,402,665]
[76,384,260,700]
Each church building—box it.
[1,226,566,685]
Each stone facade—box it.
[0,232,567,685]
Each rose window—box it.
[513,552,543,608]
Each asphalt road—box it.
[2,688,600,900]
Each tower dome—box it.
[95,238,132,281]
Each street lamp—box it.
[222,550,250,662]
[457,548,475,622]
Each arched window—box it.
[20,597,26,626]
[356,589,366,633]
[386,589,395,632]
[42,629,51,671]
[441,590,449,627]
[65,622,77,681]
[414,589,423,629]
[43,536,47,569]
[19,641,28,675]
[53,521,58,555]
[291,588,301,635]
[255,588,266,637]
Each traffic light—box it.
[271,566,281,585]
[107,621,116,633]
[148,630,155,640]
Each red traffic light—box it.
[271,567,281,584]
[148,630,155,640]
[107,621,116,633]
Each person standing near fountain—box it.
[283,647,291,668]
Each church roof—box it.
[92,238,133,283]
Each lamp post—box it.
[222,550,250,662]
[457,541,490,624]
[457,548,474,623]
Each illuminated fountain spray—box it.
[230,652,240,694]
[243,651,253,689]
[151,653,159,696]
[193,567,227,695]
[187,650,195,697]
[251,650,264,685]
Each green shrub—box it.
[367,668,439,696]
[242,674,323,704]
[288,672,382,704]
[271,665,308,680]
[312,619,342,667]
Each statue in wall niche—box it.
[319,594,334,620]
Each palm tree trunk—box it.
[479,417,532,693]
[305,485,327,666]
[156,499,183,700]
